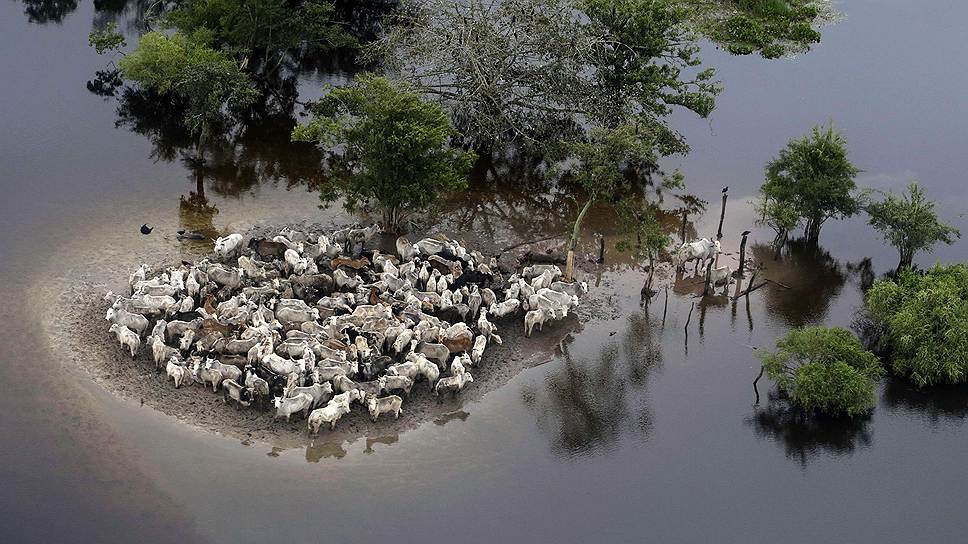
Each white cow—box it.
[214,233,244,260]
[674,238,721,271]
[108,323,141,358]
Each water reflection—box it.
[364,434,399,454]
[20,0,77,24]
[882,379,968,425]
[306,440,350,462]
[747,392,873,467]
[752,239,848,327]
[522,311,661,457]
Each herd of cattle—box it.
[104,226,587,435]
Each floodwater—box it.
[2,1,967,542]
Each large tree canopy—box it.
[293,74,476,231]
[759,124,862,244]
[167,0,356,72]
[373,0,721,148]
[118,31,260,145]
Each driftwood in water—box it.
[737,231,751,277]
[753,365,764,405]
[685,301,695,331]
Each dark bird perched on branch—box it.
[722,187,729,193]
[140,224,153,235]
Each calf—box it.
[378,375,414,398]
[274,393,314,422]
[106,307,149,337]
[367,395,403,422]
[434,372,474,398]
[151,335,180,370]
[108,324,141,358]
[166,357,192,389]
[307,399,350,434]
[222,379,252,409]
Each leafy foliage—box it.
[167,0,356,71]
[865,265,968,387]
[88,22,126,55]
[759,124,862,243]
[118,31,259,145]
[548,124,683,255]
[865,181,960,270]
[375,0,721,147]
[293,74,476,232]
[759,327,884,416]
[681,0,829,58]
[753,192,799,248]
[616,200,672,292]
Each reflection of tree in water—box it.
[747,392,872,468]
[20,0,78,24]
[751,239,847,327]
[882,379,968,425]
[522,311,660,457]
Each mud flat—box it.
[47,222,598,448]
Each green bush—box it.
[865,264,968,386]
[759,327,884,416]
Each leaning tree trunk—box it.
[565,198,594,282]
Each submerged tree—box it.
[375,0,721,149]
[548,123,683,280]
[865,265,968,387]
[293,74,476,232]
[759,326,884,417]
[680,0,830,58]
[759,124,862,244]
[753,192,799,250]
[617,200,672,296]
[167,0,356,74]
[117,31,260,150]
[865,181,960,271]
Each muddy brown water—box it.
[2,1,968,542]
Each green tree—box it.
[759,327,884,416]
[167,0,355,73]
[117,31,259,148]
[88,22,126,55]
[681,0,830,58]
[753,192,799,249]
[293,74,476,232]
[376,0,720,149]
[616,200,672,295]
[549,123,682,280]
[760,124,862,244]
[865,265,968,387]
[865,181,960,270]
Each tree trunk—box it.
[680,210,688,243]
[565,198,594,281]
[805,217,822,245]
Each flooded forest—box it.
[1,1,967,542]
